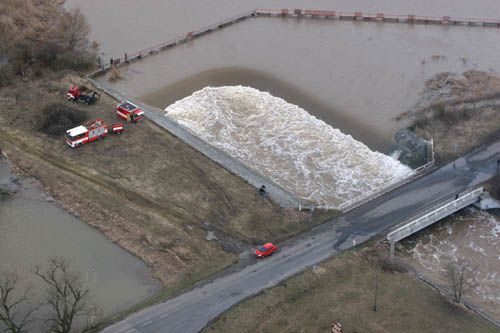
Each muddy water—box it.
[67,0,500,58]
[401,208,500,321]
[88,8,500,151]
[0,159,160,324]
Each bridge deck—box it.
[387,186,484,257]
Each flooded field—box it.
[93,10,500,152]
[401,208,500,321]
[66,0,500,58]
[166,86,412,207]
[0,158,160,329]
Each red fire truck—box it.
[65,119,108,148]
[66,86,100,105]
[116,101,144,123]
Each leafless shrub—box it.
[0,271,39,333]
[36,103,89,136]
[444,257,474,303]
[35,258,92,333]
[412,105,479,130]
[0,1,96,81]
[54,8,91,51]
[376,254,407,273]
[108,66,123,82]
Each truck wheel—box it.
[99,135,104,140]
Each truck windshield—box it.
[65,133,84,141]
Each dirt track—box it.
[0,72,336,288]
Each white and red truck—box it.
[116,101,144,123]
[65,118,108,147]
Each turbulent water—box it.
[165,86,413,207]
[404,209,500,319]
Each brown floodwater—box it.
[141,67,390,151]
[66,0,500,58]
[402,209,500,321]
[97,14,500,152]
[0,158,160,330]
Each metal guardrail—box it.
[255,9,500,26]
[87,10,257,77]
[387,186,484,257]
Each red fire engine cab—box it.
[66,86,100,105]
[116,101,144,123]
[65,119,108,148]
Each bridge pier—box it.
[389,241,395,259]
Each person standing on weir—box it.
[259,185,267,197]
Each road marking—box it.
[141,320,153,327]
[124,330,136,333]
[159,313,168,319]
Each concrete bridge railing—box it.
[387,186,484,258]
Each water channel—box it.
[0,157,160,330]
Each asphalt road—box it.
[102,140,500,333]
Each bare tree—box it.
[35,258,90,333]
[445,258,473,303]
[0,272,38,333]
[54,8,91,51]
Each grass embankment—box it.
[205,245,500,333]
[0,73,337,291]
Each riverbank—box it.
[400,208,500,324]
[0,72,336,289]
[0,156,160,331]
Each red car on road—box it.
[254,243,279,258]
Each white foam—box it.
[165,86,413,207]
